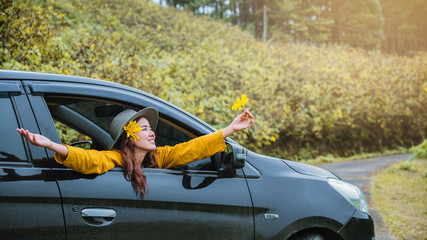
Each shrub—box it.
[411,139,427,160]
[1,0,426,160]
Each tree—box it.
[381,0,427,55]
[240,0,252,29]
[268,0,333,44]
[331,0,385,49]
[253,0,265,39]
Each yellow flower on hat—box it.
[123,120,142,141]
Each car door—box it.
[0,81,65,239]
[25,79,254,240]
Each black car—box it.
[0,70,374,240]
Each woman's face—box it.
[132,117,156,153]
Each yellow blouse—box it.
[55,130,226,174]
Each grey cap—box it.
[109,107,159,149]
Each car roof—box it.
[0,69,218,134]
[1,69,144,93]
[0,69,176,108]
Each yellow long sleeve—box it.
[156,130,226,169]
[55,146,124,174]
[54,130,226,174]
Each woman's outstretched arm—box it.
[17,128,122,174]
[157,108,255,169]
[17,128,69,158]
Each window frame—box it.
[25,80,222,172]
[25,80,217,136]
[0,80,49,167]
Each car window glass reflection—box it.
[0,97,27,162]
[156,119,193,147]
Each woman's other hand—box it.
[17,128,53,148]
[17,128,69,158]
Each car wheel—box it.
[290,232,326,240]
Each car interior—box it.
[44,96,216,171]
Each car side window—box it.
[45,96,125,150]
[44,95,214,171]
[54,120,93,149]
[156,119,193,147]
[0,96,27,162]
[44,96,195,148]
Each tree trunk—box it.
[253,0,264,38]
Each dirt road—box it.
[319,154,411,240]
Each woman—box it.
[17,107,255,199]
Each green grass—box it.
[301,147,409,165]
[371,160,427,240]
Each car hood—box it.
[282,160,339,179]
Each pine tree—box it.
[332,0,385,49]
[268,0,333,44]
[381,0,427,55]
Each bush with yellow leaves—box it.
[1,0,426,160]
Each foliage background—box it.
[1,0,426,160]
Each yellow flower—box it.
[271,136,276,142]
[123,120,142,141]
[157,25,162,30]
[231,94,249,111]
[237,94,249,106]
[231,103,241,111]
[425,87,427,93]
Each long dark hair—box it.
[113,132,158,199]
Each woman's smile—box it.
[134,117,157,152]
[148,138,156,145]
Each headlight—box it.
[328,178,370,214]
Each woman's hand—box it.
[17,128,53,148]
[222,108,255,138]
[17,128,69,158]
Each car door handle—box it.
[81,208,116,226]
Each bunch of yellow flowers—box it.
[231,94,249,111]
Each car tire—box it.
[290,232,326,240]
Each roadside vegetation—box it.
[371,141,427,240]
[1,0,426,161]
[301,147,408,166]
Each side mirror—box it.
[71,140,93,150]
[220,142,247,172]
